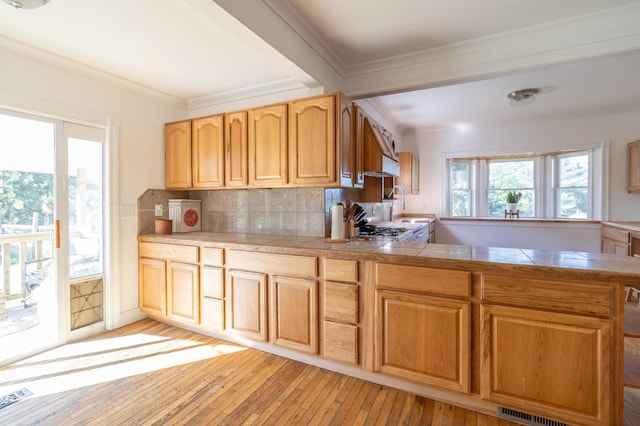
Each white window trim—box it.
[442,142,609,220]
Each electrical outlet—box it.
[155,204,164,216]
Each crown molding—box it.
[244,1,640,99]
[186,78,316,111]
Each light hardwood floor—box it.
[0,319,635,425]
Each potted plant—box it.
[506,190,522,213]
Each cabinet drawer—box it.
[324,321,358,365]
[201,266,224,299]
[201,247,224,266]
[324,259,358,282]
[376,263,470,297]
[481,274,612,317]
[602,226,630,243]
[227,250,317,278]
[201,297,224,331]
[325,282,358,324]
[139,242,198,264]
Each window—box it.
[556,153,589,219]
[446,148,602,220]
[451,160,471,216]
[488,159,535,217]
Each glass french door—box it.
[0,110,105,366]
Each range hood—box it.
[358,106,400,177]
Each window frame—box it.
[444,145,606,220]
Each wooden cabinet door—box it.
[166,261,199,324]
[225,110,248,187]
[165,120,192,189]
[608,239,631,256]
[353,105,365,188]
[602,225,630,256]
[629,140,640,192]
[411,154,420,194]
[289,95,336,186]
[192,115,224,188]
[227,270,268,341]
[138,257,166,316]
[248,104,288,186]
[270,276,318,354]
[376,289,470,393]
[339,94,358,187]
[481,304,611,425]
[398,152,419,194]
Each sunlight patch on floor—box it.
[0,333,246,398]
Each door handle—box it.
[55,219,60,249]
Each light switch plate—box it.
[121,205,135,217]
[155,204,163,216]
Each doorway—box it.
[0,110,106,365]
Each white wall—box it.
[398,110,640,251]
[0,48,186,328]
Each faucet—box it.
[392,185,406,210]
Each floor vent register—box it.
[498,407,568,426]
[0,388,33,410]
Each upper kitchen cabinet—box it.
[629,139,640,192]
[192,115,224,188]
[165,115,224,189]
[248,103,288,187]
[225,110,249,188]
[289,94,336,186]
[288,93,358,188]
[340,94,362,188]
[165,120,192,189]
[397,152,419,194]
[165,92,359,190]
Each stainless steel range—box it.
[358,222,428,243]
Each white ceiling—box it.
[1,0,640,131]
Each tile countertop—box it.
[139,231,640,280]
[603,221,640,232]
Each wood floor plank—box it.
[0,319,536,426]
[327,375,366,424]
[420,398,437,424]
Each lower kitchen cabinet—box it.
[137,238,626,425]
[166,262,199,324]
[200,265,225,331]
[376,289,470,393]
[139,257,166,316]
[481,304,610,426]
[225,250,319,350]
[138,242,199,325]
[226,270,268,341]
[602,224,630,256]
[323,259,360,365]
[374,263,471,393]
[271,276,318,354]
[200,247,225,331]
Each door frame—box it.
[0,98,120,345]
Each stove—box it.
[357,223,418,242]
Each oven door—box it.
[409,225,429,243]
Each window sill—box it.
[439,217,600,225]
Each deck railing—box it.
[0,231,53,303]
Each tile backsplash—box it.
[138,187,392,237]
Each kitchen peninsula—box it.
[138,231,640,426]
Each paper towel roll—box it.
[331,204,345,240]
